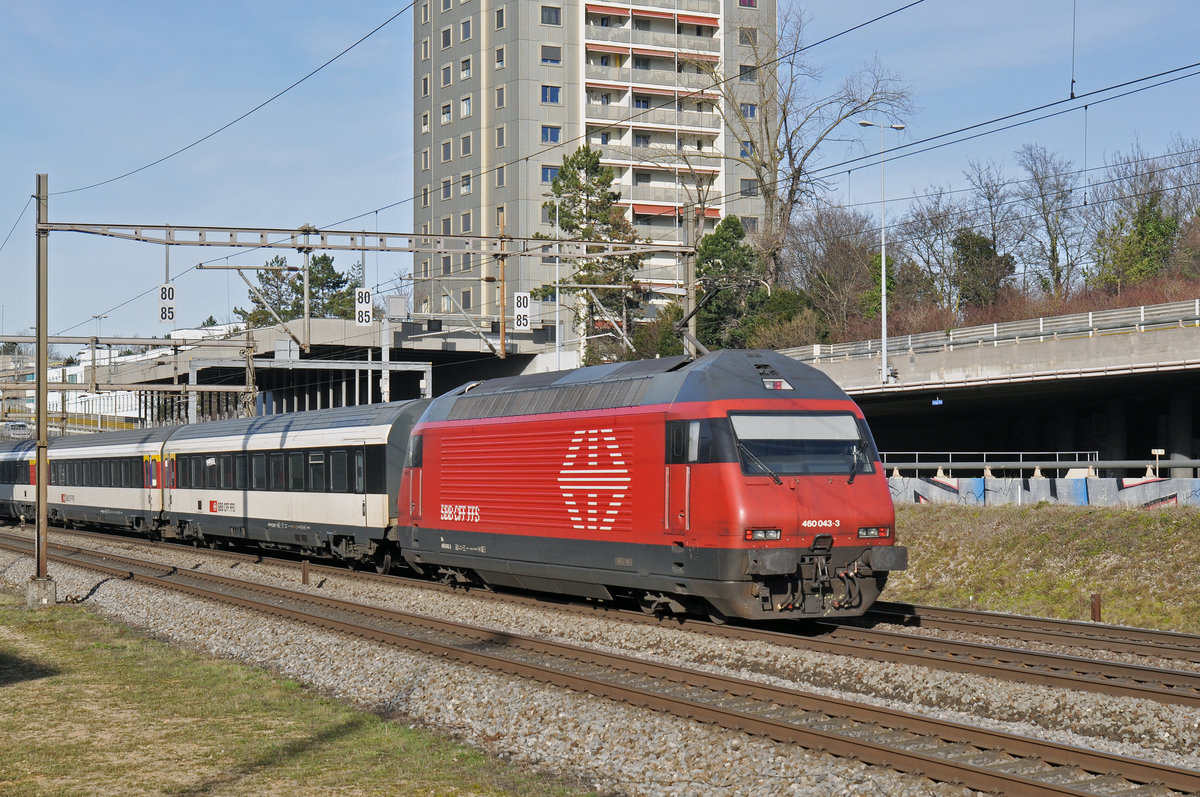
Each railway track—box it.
[860,601,1200,665]
[9,525,1200,711]
[3,533,1197,796]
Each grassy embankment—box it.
[0,591,589,797]
[889,504,1200,633]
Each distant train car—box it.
[0,349,905,621]
[397,350,905,621]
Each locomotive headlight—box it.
[857,526,891,539]
[745,528,782,541]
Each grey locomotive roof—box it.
[428,350,849,423]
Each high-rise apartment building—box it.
[412,0,773,343]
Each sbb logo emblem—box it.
[209,500,219,513]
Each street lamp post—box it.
[859,119,904,384]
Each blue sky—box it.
[1,1,1197,339]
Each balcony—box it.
[628,0,720,14]
[586,64,713,91]
[585,26,721,54]
[585,104,722,130]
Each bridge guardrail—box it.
[783,299,1200,362]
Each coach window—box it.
[234,454,248,490]
[203,457,217,490]
[330,450,348,492]
[189,457,202,490]
[307,452,327,492]
[269,453,285,491]
[118,459,129,488]
[251,454,266,490]
[354,449,365,494]
[288,452,305,491]
[219,454,233,490]
[101,460,112,488]
[177,458,190,489]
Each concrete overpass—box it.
[782,300,1200,477]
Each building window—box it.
[634,95,649,109]
[599,15,610,27]
[740,179,759,197]
[740,102,757,119]
[422,185,430,207]
[598,54,610,67]
[441,140,452,161]
[460,18,471,40]
[496,165,505,187]
[421,38,430,60]
[421,75,430,97]
[421,2,429,23]
[541,125,561,143]
[599,92,611,105]
[541,166,559,183]
[496,124,505,147]
[441,27,451,48]
[740,140,754,157]
[460,253,471,271]
[495,85,506,107]
[740,216,758,233]
[461,210,472,232]
[460,173,473,195]
[420,113,430,133]
[599,131,609,145]
[541,45,561,64]
[420,259,429,278]
[496,205,505,226]
[441,103,452,124]
[634,133,650,147]
[541,5,561,25]
[421,148,430,169]
[460,95,472,117]
[460,57,472,79]
[634,17,650,31]
[441,65,452,87]
[442,254,452,274]
[739,64,757,82]
[495,46,505,67]
[634,171,651,184]
[461,289,472,310]
[739,0,756,7]
[633,56,650,70]
[441,178,452,199]
[441,217,452,235]
[441,0,450,11]
[541,85,561,104]
[460,133,472,156]
[739,27,757,46]
[495,7,504,28]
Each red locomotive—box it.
[398,349,905,621]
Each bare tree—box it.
[686,5,910,283]
[897,186,974,312]
[964,158,1027,263]
[1014,144,1087,298]
[782,204,876,339]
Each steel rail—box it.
[3,536,1197,796]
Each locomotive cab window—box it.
[729,412,878,477]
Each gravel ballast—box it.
[3,536,1199,796]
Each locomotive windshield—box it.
[729,411,878,477]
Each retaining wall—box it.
[889,475,1200,508]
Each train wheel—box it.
[374,546,394,575]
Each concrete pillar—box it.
[1169,390,1194,478]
